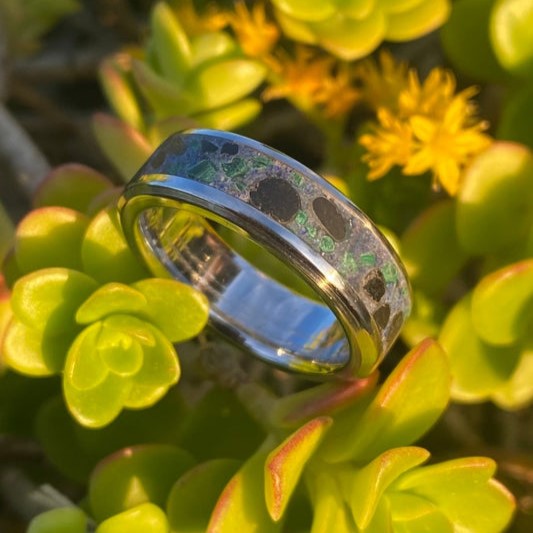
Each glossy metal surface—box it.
[119,130,411,376]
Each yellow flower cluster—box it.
[227,1,279,58]
[264,46,361,119]
[359,53,491,196]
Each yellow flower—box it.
[360,109,414,180]
[405,97,491,195]
[264,46,360,119]
[358,60,491,196]
[174,0,228,36]
[356,50,409,112]
[227,1,279,58]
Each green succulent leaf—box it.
[76,283,148,324]
[36,390,188,483]
[81,206,150,284]
[309,9,386,61]
[269,373,378,428]
[190,32,237,66]
[492,347,533,408]
[265,417,332,522]
[186,58,266,112]
[322,339,450,463]
[388,493,453,532]
[99,56,144,131]
[385,0,450,41]
[490,0,533,78]
[347,447,430,530]
[207,444,280,533]
[440,0,509,82]
[456,142,533,254]
[194,98,262,131]
[64,315,180,427]
[131,278,209,343]
[272,0,336,22]
[150,1,191,82]
[439,295,520,403]
[96,503,170,533]
[393,457,516,532]
[33,164,114,214]
[131,59,195,117]
[166,459,240,533]
[92,113,154,181]
[27,507,88,533]
[401,200,469,295]
[3,319,68,376]
[471,259,533,345]
[11,268,97,335]
[15,207,89,273]
[306,471,356,533]
[497,83,533,148]
[89,444,194,522]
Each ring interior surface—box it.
[119,129,411,376]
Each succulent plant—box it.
[95,1,267,180]
[27,339,516,532]
[270,0,451,61]
[0,164,209,427]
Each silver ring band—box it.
[118,129,411,376]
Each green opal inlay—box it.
[359,252,376,267]
[222,157,248,178]
[341,251,358,274]
[295,210,308,226]
[382,262,398,283]
[320,236,336,253]
[189,160,217,183]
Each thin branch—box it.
[0,104,50,197]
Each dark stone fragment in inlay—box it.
[221,142,239,156]
[312,196,346,240]
[363,269,386,301]
[373,304,390,329]
[249,177,301,222]
[388,311,404,339]
[202,140,218,153]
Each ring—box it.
[118,129,411,376]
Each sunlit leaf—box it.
[92,113,153,181]
[11,268,97,335]
[471,259,533,345]
[207,444,280,533]
[166,459,240,533]
[347,447,430,530]
[89,444,194,521]
[15,207,89,273]
[186,58,266,111]
[265,417,332,521]
[440,0,509,82]
[96,503,170,533]
[150,1,191,81]
[439,295,519,402]
[27,507,88,533]
[490,0,533,78]
[393,457,516,532]
[456,142,533,254]
[132,279,209,343]
[385,0,450,41]
[33,164,114,214]
[82,206,150,284]
[322,339,450,463]
[76,283,147,324]
[401,200,469,295]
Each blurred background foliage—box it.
[0,0,532,531]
